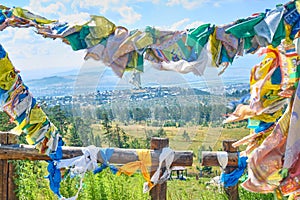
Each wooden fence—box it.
[0,132,193,200]
[202,140,239,200]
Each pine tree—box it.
[102,113,113,146]
[182,130,190,142]
[95,135,102,147]
[68,125,83,147]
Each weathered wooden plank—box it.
[0,133,7,200]
[0,132,7,143]
[201,151,238,167]
[0,144,193,167]
[223,140,239,200]
[0,132,193,200]
[0,133,8,200]
[0,160,4,199]
[7,133,17,145]
[150,137,169,200]
[223,140,238,153]
[2,160,8,200]
[8,162,17,200]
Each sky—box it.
[0,0,287,81]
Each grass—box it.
[91,123,250,174]
[14,122,279,200]
[14,161,275,200]
[168,178,227,200]
[92,123,249,150]
[167,177,274,200]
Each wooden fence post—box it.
[150,137,169,200]
[0,132,17,200]
[0,135,193,200]
[223,140,239,200]
[201,140,240,200]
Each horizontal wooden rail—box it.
[202,140,240,200]
[201,151,238,167]
[0,144,193,167]
[0,133,192,200]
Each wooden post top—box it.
[150,137,169,150]
[223,140,238,153]
[150,137,169,200]
[0,132,18,145]
[201,140,240,167]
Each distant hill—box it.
[193,88,210,95]
[26,75,75,86]
[24,64,249,97]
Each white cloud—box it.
[212,0,241,8]
[166,0,210,9]
[158,19,205,31]
[136,0,160,4]
[11,29,34,43]
[213,2,221,7]
[2,41,35,61]
[169,18,190,30]
[166,0,232,10]
[184,20,206,29]
[2,36,85,73]
[26,0,66,16]
[0,27,82,68]
[0,29,14,41]
[59,12,90,25]
[116,6,142,25]
[166,0,243,9]
[71,0,120,14]
[71,0,142,25]
[0,26,52,59]
[166,0,179,5]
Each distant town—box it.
[35,83,249,108]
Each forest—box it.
[0,89,273,199]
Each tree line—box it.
[95,102,226,127]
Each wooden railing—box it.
[0,132,193,200]
[202,140,239,200]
